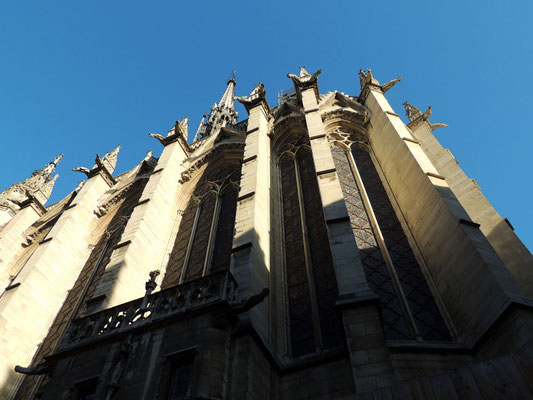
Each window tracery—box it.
[163,164,241,289]
[329,133,451,341]
[278,136,343,357]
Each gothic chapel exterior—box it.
[1,68,533,399]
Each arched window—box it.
[279,137,343,357]
[163,164,241,288]
[331,138,451,341]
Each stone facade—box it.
[1,68,533,399]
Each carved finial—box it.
[141,270,160,310]
[101,145,120,174]
[403,101,423,121]
[235,83,269,113]
[41,154,63,175]
[177,116,189,138]
[403,101,446,130]
[299,66,310,77]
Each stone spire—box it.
[20,154,62,204]
[0,155,62,225]
[193,74,239,141]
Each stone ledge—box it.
[310,134,326,140]
[305,107,319,113]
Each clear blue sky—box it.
[1,1,532,251]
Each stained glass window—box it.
[332,143,451,341]
[163,164,241,288]
[279,139,343,357]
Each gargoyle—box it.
[149,132,166,145]
[72,167,90,177]
[430,122,448,131]
[210,288,270,328]
[229,288,269,314]
[382,77,403,93]
[15,362,48,376]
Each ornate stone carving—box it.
[99,145,120,173]
[0,154,62,223]
[287,66,322,102]
[194,77,239,141]
[359,69,402,103]
[403,101,448,131]
[235,83,270,114]
[149,117,191,155]
[72,167,90,177]
[61,271,238,349]
[73,146,121,187]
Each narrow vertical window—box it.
[332,142,451,341]
[280,140,343,357]
[163,164,241,288]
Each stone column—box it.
[0,153,115,399]
[0,198,45,289]
[358,69,528,345]
[404,102,533,298]
[288,67,395,392]
[233,84,272,342]
[89,124,190,310]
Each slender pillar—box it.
[0,153,114,399]
[288,67,395,392]
[89,124,190,310]
[232,84,272,341]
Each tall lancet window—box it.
[330,135,451,341]
[162,164,241,289]
[279,136,343,357]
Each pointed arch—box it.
[163,162,242,288]
[277,135,343,357]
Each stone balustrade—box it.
[60,270,237,350]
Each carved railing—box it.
[60,271,237,349]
